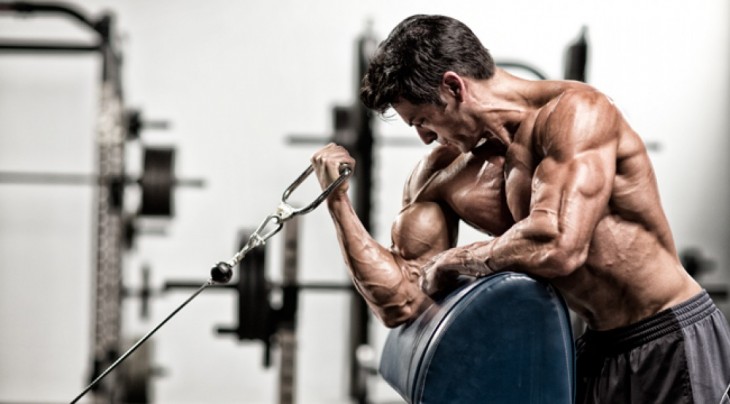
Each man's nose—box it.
[417,127,438,145]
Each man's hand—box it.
[311,143,356,198]
[420,247,491,296]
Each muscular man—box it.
[311,14,730,404]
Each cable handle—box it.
[283,163,352,216]
[211,163,352,284]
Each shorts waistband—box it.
[578,290,716,354]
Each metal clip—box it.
[229,164,351,268]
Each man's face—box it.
[393,98,482,154]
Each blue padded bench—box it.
[379,272,575,404]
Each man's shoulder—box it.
[546,86,618,119]
[422,145,462,171]
[533,86,622,149]
[402,145,461,203]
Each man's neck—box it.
[467,69,535,145]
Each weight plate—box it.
[238,230,271,342]
[139,147,174,217]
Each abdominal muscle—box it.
[550,213,701,330]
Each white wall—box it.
[0,1,728,403]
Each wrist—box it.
[460,248,490,278]
[326,192,351,209]
[484,256,495,273]
[483,242,496,272]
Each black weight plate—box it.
[139,148,174,217]
[238,230,271,342]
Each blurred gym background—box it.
[0,1,728,403]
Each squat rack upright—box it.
[1,2,134,401]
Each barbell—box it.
[0,147,203,217]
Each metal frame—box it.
[1,2,127,401]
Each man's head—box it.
[360,15,495,114]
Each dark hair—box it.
[360,15,495,114]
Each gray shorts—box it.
[575,290,730,404]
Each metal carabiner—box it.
[223,163,351,270]
[226,213,283,268]
[252,213,284,245]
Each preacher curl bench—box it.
[379,272,576,404]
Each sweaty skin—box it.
[312,68,700,330]
[312,141,511,327]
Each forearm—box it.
[327,195,430,326]
[463,211,581,278]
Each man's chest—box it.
[430,152,515,235]
[504,143,537,221]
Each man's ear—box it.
[441,71,465,102]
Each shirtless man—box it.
[311,14,730,404]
